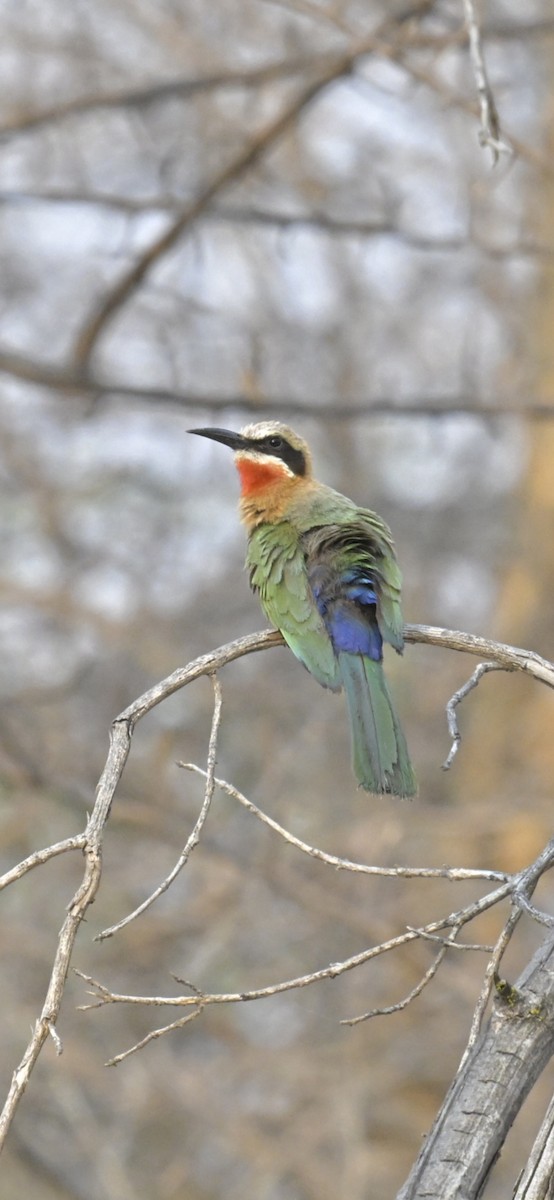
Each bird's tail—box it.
[338,652,417,798]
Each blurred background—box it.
[1,1,554,1196]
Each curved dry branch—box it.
[403,623,554,688]
[0,835,87,891]
[0,632,275,1151]
[178,761,507,883]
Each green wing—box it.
[349,510,405,651]
[247,523,340,689]
[300,509,405,653]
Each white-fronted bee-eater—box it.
[189,421,416,798]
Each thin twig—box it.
[407,926,494,951]
[462,0,512,162]
[513,888,554,929]
[75,880,514,1016]
[105,1007,204,1068]
[342,926,462,1024]
[181,762,507,883]
[96,675,222,941]
[0,834,87,890]
[443,661,506,769]
[459,838,554,1065]
[459,907,522,1064]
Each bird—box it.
[189,421,416,797]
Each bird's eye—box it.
[268,436,283,449]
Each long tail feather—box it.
[339,653,417,798]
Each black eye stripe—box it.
[247,435,306,477]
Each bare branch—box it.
[395,35,550,178]
[341,926,461,1025]
[462,0,512,162]
[0,835,87,891]
[181,762,507,883]
[406,926,494,951]
[0,633,275,1150]
[460,907,522,1062]
[442,660,506,770]
[105,1007,204,1068]
[75,877,512,1016]
[403,624,554,689]
[96,674,223,941]
[457,835,554,1070]
[513,1086,554,1199]
[0,829,110,1148]
[513,888,554,929]
[1,622,552,1145]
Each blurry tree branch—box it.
[0,2,549,405]
[0,13,548,145]
[3,346,554,420]
[62,0,553,372]
[2,193,554,269]
[71,0,434,369]
[49,7,553,374]
[0,56,340,138]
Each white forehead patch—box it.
[240,420,297,441]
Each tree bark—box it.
[397,932,554,1200]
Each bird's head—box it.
[189,421,313,522]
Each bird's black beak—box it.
[188,427,248,451]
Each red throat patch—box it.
[235,457,288,496]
